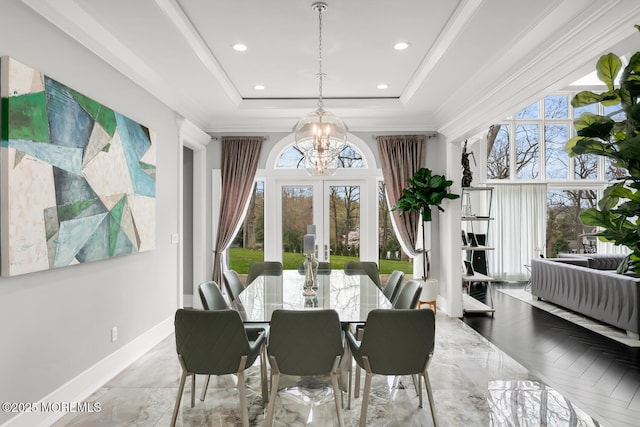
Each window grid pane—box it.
[515,101,539,119]
[544,95,569,119]
[546,189,598,257]
[487,124,510,179]
[545,124,569,179]
[276,144,365,169]
[515,124,540,179]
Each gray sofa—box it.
[531,255,640,337]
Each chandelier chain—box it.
[317,3,324,108]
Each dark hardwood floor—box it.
[462,282,640,427]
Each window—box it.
[485,93,611,255]
[515,124,540,179]
[276,144,365,169]
[544,95,568,119]
[487,124,510,179]
[545,124,569,179]
[229,181,264,272]
[486,94,608,182]
[378,182,412,273]
[546,189,597,256]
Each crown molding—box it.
[438,0,640,142]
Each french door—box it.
[269,179,374,263]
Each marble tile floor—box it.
[54,313,602,426]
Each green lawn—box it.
[228,247,413,274]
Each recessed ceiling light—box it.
[233,43,247,52]
[394,42,409,50]
[377,83,389,89]
[253,84,265,90]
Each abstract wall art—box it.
[0,57,156,276]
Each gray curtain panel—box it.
[212,136,263,287]
[377,135,424,259]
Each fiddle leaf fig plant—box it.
[392,167,459,279]
[565,26,640,274]
[392,168,460,222]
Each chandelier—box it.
[294,2,347,176]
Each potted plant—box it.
[565,27,640,274]
[392,167,459,278]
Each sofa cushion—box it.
[557,253,627,270]
[547,257,590,268]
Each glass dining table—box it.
[235,269,392,324]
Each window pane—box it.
[574,154,597,180]
[544,95,568,119]
[378,182,412,274]
[515,124,540,179]
[276,144,365,169]
[605,157,627,181]
[516,102,539,119]
[546,189,598,257]
[229,181,264,273]
[329,185,360,259]
[487,124,510,179]
[337,145,365,168]
[545,124,568,179]
[573,103,597,118]
[281,186,313,256]
[276,146,304,168]
[604,103,625,120]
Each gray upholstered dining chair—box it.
[344,261,381,288]
[352,276,420,398]
[197,280,268,403]
[264,309,345,427]
[382,270,404,304]
[392,279,423,309]
[198,281,229,310]
[246,261,283,286]
[222,269,245,303]
[351,270,410,400]
[172,309,267,427]
[346,309,437,427]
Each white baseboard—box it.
[1,316,173,427]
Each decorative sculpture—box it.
[461,140,476,188]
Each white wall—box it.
[0,3,181,425]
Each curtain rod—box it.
[372,133,438,140]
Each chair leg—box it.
[416,374,423,408]
[170,371,188,427]
[265,357,281,427]
[359,372,372,427]
[260,345,268,406]
[347,361,352,410]
[190,374,196,408]
[353,325,364,399]
[411,374,420,397]
[359,356,373,427]
[237,356,249,427]
[200,375,210,401]
[329,356,344,427]
[423,372,438,427]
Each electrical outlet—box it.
[111,326,118,342]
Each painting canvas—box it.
[0,57,156,276]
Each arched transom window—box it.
[276,144,367,169]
